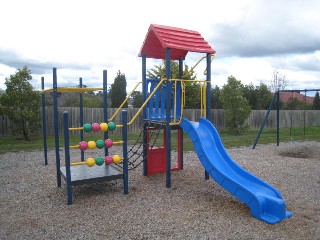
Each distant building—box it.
[279,91,315,105]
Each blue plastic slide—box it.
[180,118,292,224]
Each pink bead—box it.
[79,141,88,151]
[104,139,113,148]
[104,156,113,165]
[92,123,101,132]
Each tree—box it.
[109,71,127,108]
[312,91,320,110]
[256,83,273,109]
[243,83,258,109]
[147,60,200,108]
[243,83,273,110]
[132,91,143,108]
[220,76,251,134]
[0,66,40,140]
[211,85,223,109]
[269,69,288,92]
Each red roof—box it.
[280,92,314,105]
[138,24,216,60]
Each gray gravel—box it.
[0,141,319,240]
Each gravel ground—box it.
[0,141,319,240]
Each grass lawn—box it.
[1,126,319,154]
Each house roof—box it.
[280,92,314,105]
[138,24,216,60]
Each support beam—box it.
[53,68,61,187]
[165,48,172,188]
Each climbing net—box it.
[115,121,163,171]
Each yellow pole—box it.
[109,82,142,122]
[69,127,84,131]
[70,162,87,166]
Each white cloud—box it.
[0,0,319,93]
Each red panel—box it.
[147,147,166,174]
[139,24,216,60]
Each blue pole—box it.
[206,53,212,120]
[165,48,172,188]
[53,68,61,187]
[122,110,128,194]
[41,77,48,166]
[178,57,183,170]
[142,55,148,176]
[252,92,277,149]
[277,91,280,146]
[79,77,84,162]
[303,90,306,140]
[205,53,212,180]
[63,111,73,205]
[103,70,109,157]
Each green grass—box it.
[0,126,319,154]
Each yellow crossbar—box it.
[42,87,104,93]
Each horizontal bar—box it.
[69,145,79,149]
[69,127,84,131]
[42,87,104,93]
[278,89,320,92]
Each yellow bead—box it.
[86,157,95,167]
[112,155,122,164]
[87,141,96,149]
[100,122,108,131]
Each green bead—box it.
[108,122,116,131]
[95,157,104,166]
[96,139,104,149]
[83,123,92,132]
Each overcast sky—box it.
[0,0,319,93]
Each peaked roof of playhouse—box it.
[138,24,216,60]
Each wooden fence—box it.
[1,108,320,136]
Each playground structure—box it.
[41,69,128,204]
[42,24,292,224]
[253,88,320,149]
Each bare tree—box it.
[269,69,288,92]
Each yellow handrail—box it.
[169,81,186,126]
[127,78,166,125]
[108,81,142,121]
[187,54,215,76]
[200,82,207,118]
[203,54,215,75]
[189,56,206,75]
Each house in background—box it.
[279,91,315,104]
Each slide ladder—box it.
[180,118,292,224]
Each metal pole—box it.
[122,110,128,194]
[63,111,73,205]
[53,68,61,187]
[276,91,280,146]
[165,48,172,188]
[142,55,148,176]
[103,70,108,157]
[79,77,84,162]
[41,77,48,166]
[252,92,277,149]
[205,53,212,180]
[303,90,306,141]
[178,57,183,170]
